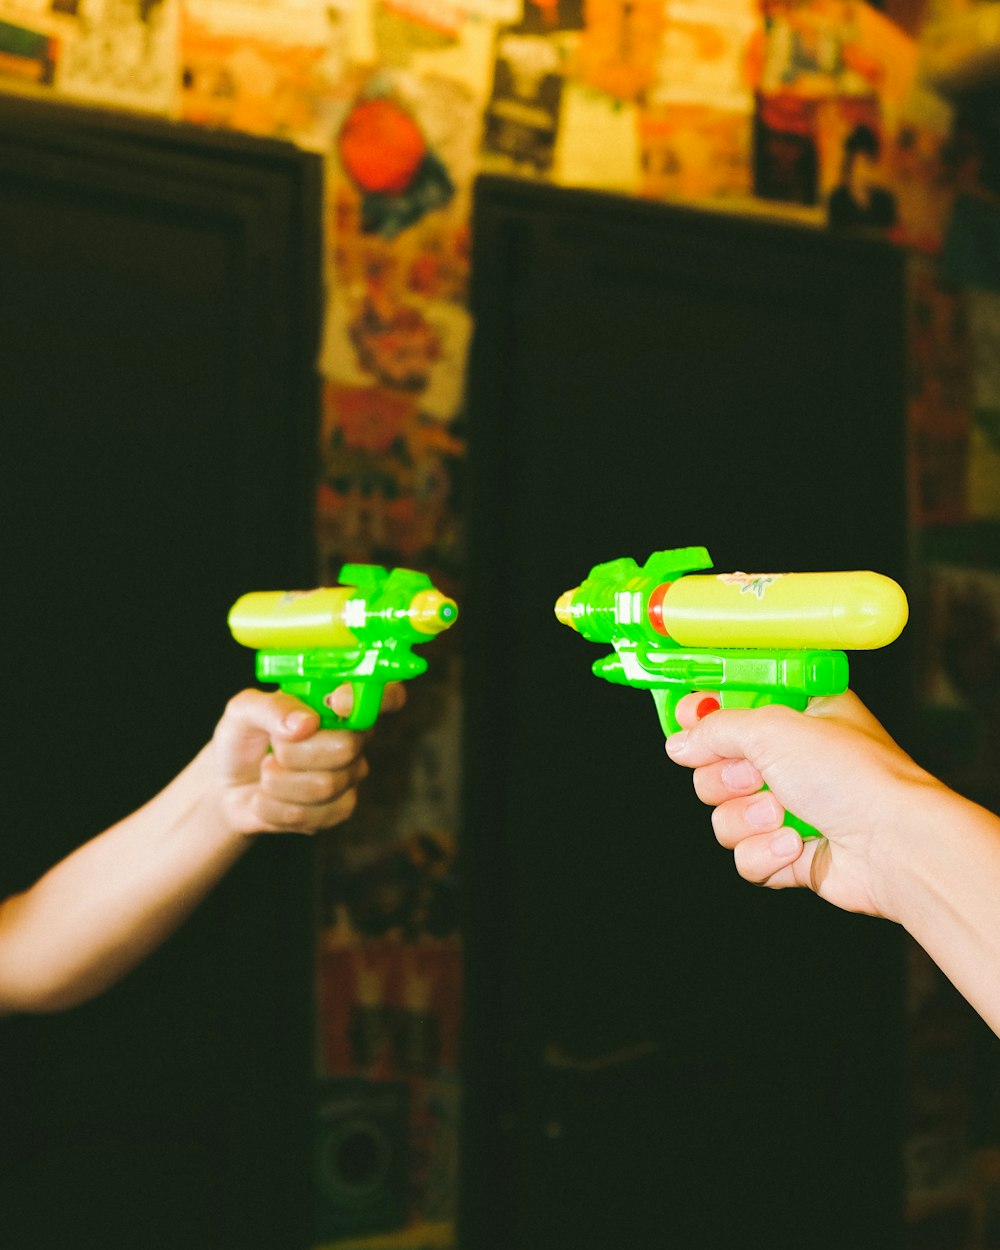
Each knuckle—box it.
[732,839,766,883]
[316,772,344,803]
[711,805,736,848]
[224,690,247,716]
[256,793,309,830]
[307,732,359,770]
[250,792,277,828]
[750,702,800,740]
[280,803,311,829]
[224,688,260,721]
[323,788,359,828]
[692,768,716,805]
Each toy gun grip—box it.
[653,687,823,841]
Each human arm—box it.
[0,684,403,1015]
[665,691,1000,1035]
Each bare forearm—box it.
[882,785,1000,1035]
[0,747,248,1013]
[0,688,381,1015]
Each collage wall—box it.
[3,0,1000,1247]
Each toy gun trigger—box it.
[322,679,387,732]
[651,688,684,737]
[651,684,824,840]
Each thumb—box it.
[215,690,319,778]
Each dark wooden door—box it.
[461,177,909,1250]
[0,99,321,1250]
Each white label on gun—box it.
[614,590,643,625]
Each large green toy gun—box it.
[229,564,458,731]
[555,545,908,839]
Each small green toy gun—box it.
[555,545,908,839]
[229,565,458,731]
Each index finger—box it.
[674,692,722,729]
[666,703,803,768]
[325,682,408,720]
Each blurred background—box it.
[0,1,999,1247]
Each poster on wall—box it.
[554,82,640,191]
[575,0,661,101]
[180,0,340,146]
[481,28,564,173]
[639,104,752,201]
[0,0,73,86]
[820,99,898,232]
[753,91,819,204]
[55,0,179,113]
[314,827,463,1245]
[651,0,758,114]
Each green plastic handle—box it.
[653,687,822,841]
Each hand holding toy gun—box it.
[555,546,908,839]
[229,565,458,732]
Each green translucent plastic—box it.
[564,548,852,841]
[249,564,457,731]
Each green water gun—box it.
[555,545,908,839]
[229,564,458,731]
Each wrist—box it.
[167,743,253,851]
[869,770,993,926]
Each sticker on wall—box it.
[481,29,563,173]
[457,0,521,19]
[318,381,463,567]
[416,299,472,422]
[553,83,640,192]
[318,907,462,1075]
[347,285,444,392]
[758,0,860,98]
[575,0,662,101]
[405,12,498,103]
[373,0,462,69]
[639,103,751,201]
[337,85,456,238]
[180,1,336,147]
[0,22,53,85]
[184,0,332,42]
[327,243,448,393]
[318,382,416,563]
[817,99,898,232]
[884,111,953,254]
[650,0,759,114]
[56,0,179,114]
[753,90,819,205]
[511,0,583,33]
[848,0,919,112]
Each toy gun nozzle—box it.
[409,589,459,636]
[554,589,578,629]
